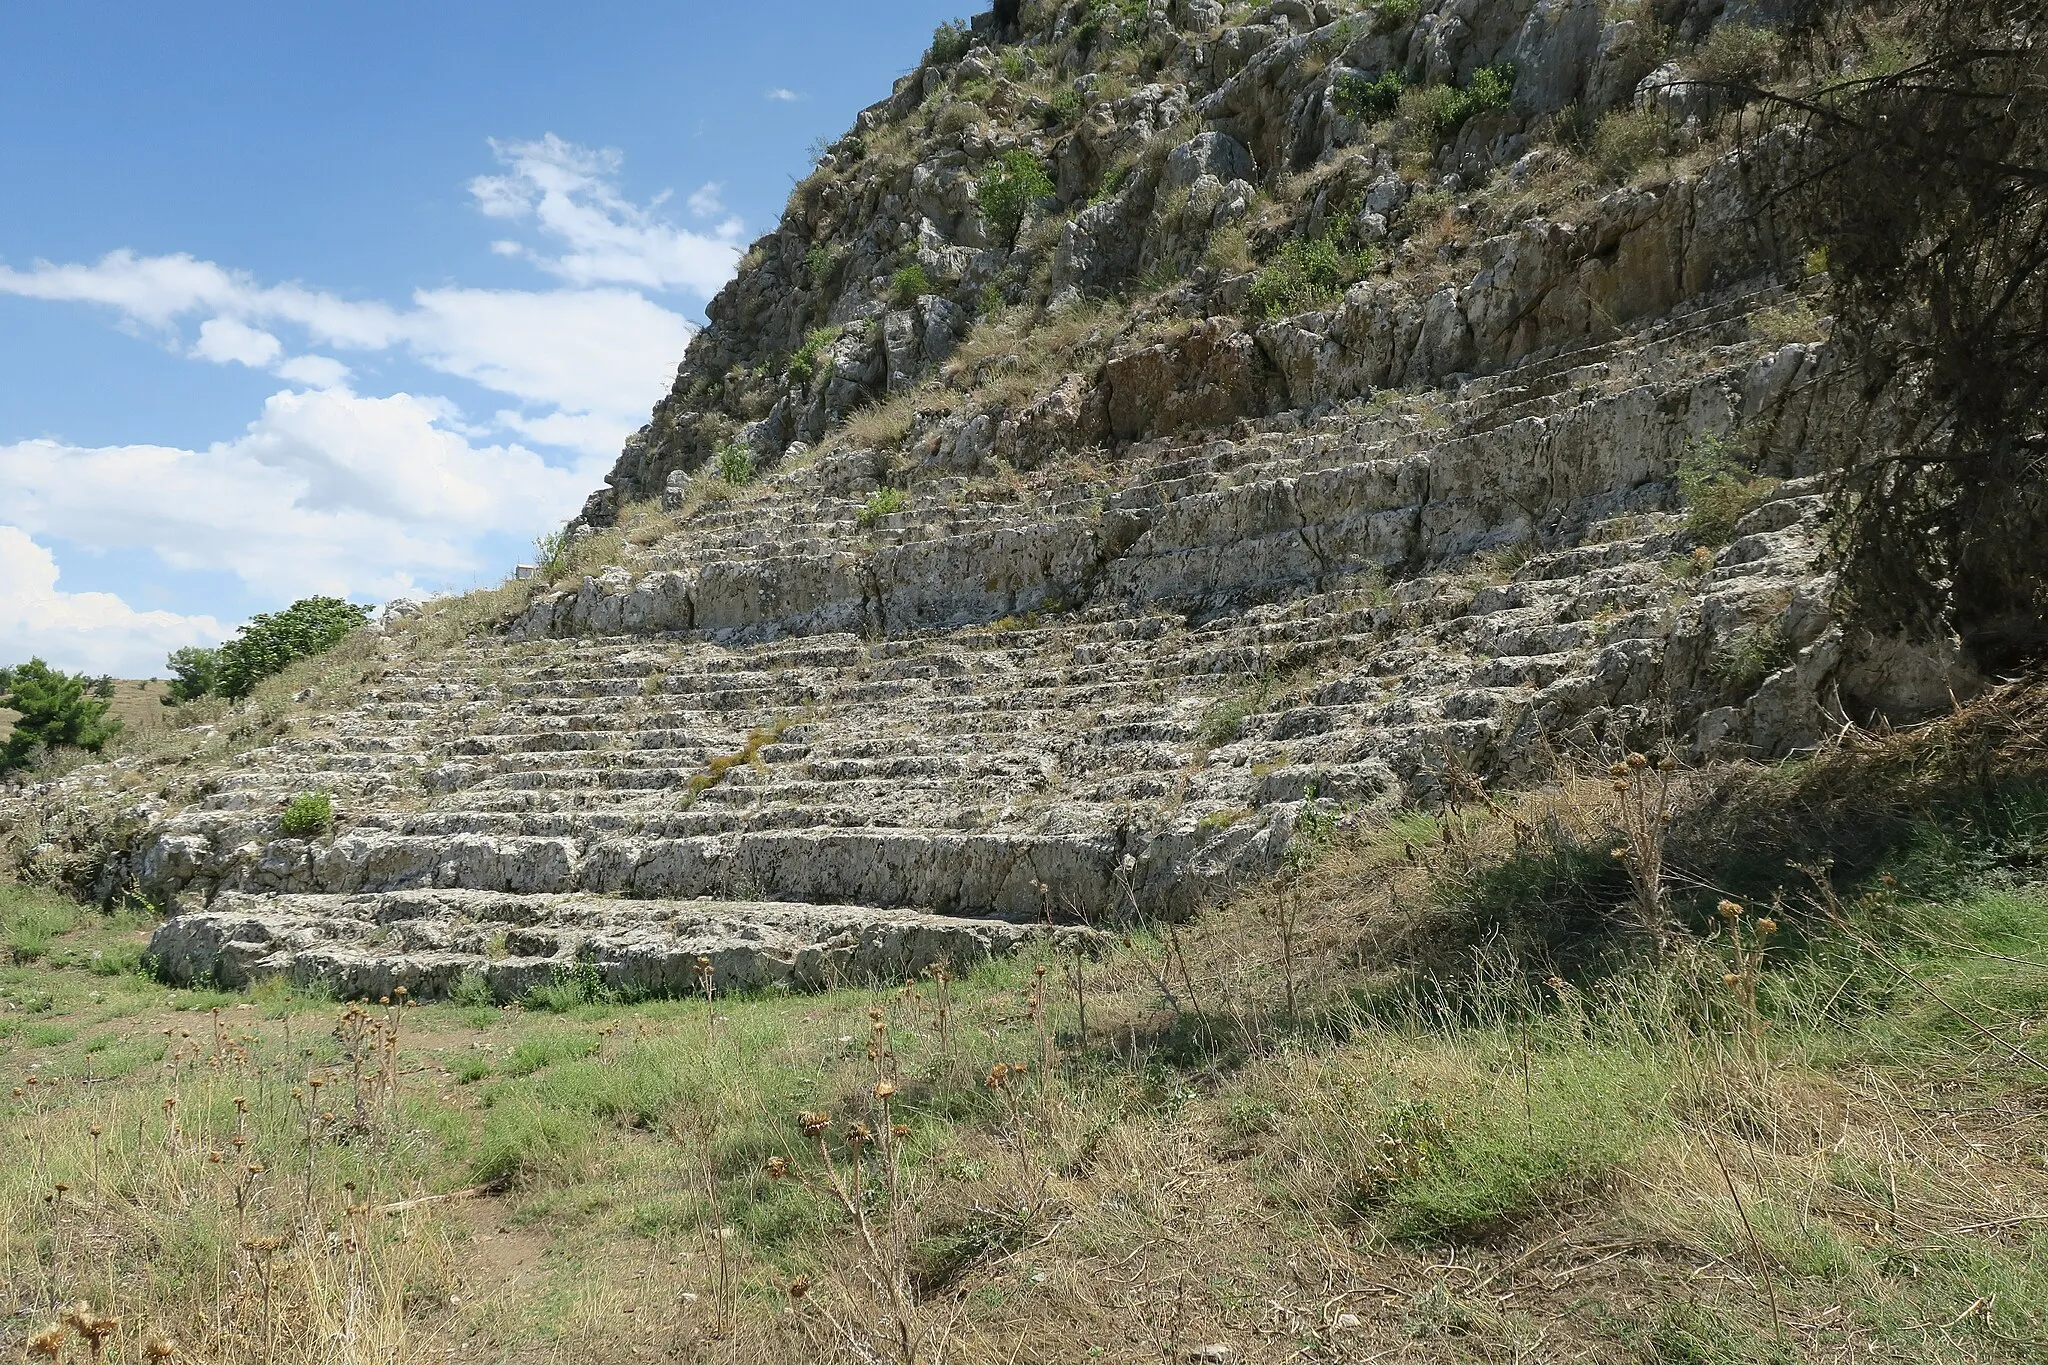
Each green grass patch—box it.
[2,884,81,963]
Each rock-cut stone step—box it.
[147,890,1056,1002]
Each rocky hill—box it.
[1,0,1960,998]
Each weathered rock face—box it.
[146,891,1059,1000]
[587,0,1807,511]
[0,0,1919,998]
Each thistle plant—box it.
[1608,751,1680,951]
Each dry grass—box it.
[6,693,2047,1361]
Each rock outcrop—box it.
[3,0,1914,997]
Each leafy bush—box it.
[1072,0,1144,49]
[891,263,934,306]
[1589,107,1674,182]
[927,20,972,65]
[0,660,122,774]
[1249,233,1377,318]
[1045,86,1086,128]
[1335,69,1405,120]
[716,441,757,487]
[164,646,220,704]
[1679,432,1780,544]
[1373,0,1420,30]
[1690,21,1780,86]
[216,596,371,700]
[977,150,1055,247]
[279,792,334,838]
[803,242,840,290]
[1398,64,1515,146]
[788,325,840,385]
[857,487,908,528]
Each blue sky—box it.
[0,1,967,676]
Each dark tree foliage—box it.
[1783,0,2048,668]
[0,659,123,773]
[164,646,221,703]
[216,597,371,700]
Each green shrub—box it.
[1335,69,1405,120]
[857,487,908,528]
[0,660,122,774]
[1398,64,1516,146]
[1712,619,1797,695]
[1396,186,1453,237]
[1046,86,1086,127]
[977,150,1056,247]
[279,792,333,838]
[891,263,933,306]
[1589,107,1674,182]
[788,325,839,385]
[215,596,371,700]
[448,969,497,1009]
[1072,0,1141,49]
[1462,62,1516,116]
[1690,21,1780,86]
[803,242,840,291]
[715,442,757,487]
[927,20,972,65]
[1679,432,1780,544]
[164,646,221,704]
[524,960,613,1013]
[1373,0,1420,31]
[1249,233,1377,318]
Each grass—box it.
[4,690,2046,1361]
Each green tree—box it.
[1784,0,2048,667]
[0,660,123,773]
[164,646,222,703]
[216,597,371,700]
[977,150,1055,248]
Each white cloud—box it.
[467,134,745,293]
[0,256,694,433]
[687,183,726,219]
[276,354,351,388]
[400,286,693,427]
[765,88,803,102]
[494,408,645,460]
[0,134,738,675]
[0,527,228,678]
[0,249,405,347]
[192,317,283,368]
[0,137,728,437]
[0,389,605,609]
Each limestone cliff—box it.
[1,0,1951,998]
